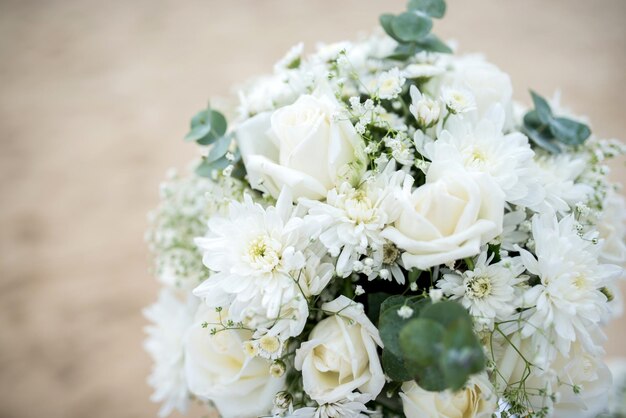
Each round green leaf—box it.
[408,0,446,18]
[197,110,227,145]
[379,14,400,42]
[390,12,433,43]
[399,318,445,367]
[420,300,472,329]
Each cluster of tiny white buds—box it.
[379,268,391,280]
[353,258,374,276]
[222,165,234,177]
[355,285,365,296]
[225,152,235,161]
[429,288,444,303]
[575,202,591,217]
[355,121,366,135]
[410,282,418,292]
[397,305,414,319]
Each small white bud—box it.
[397,305,414,319]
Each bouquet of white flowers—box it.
[144,1,626,417]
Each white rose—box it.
[184,305,285,418]
[597,190,626,264]
[382,161,504,270]
[294,296,384,404]
[400,374,497,418]
[237,93,367,200]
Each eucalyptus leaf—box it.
[382,348,416,382]
[390,12,433,43]
[399,318,445,367]
[415,34,452,53]
[408,0,446,18]
[206,133,232,163]
[185,109,227,145]
[379,14,400,41]
[195,155,231,178]
[548,117,591,145]
[420,300,472,328]
[387,43,419,61]
[530,90,553,125]
[416,364,447,391]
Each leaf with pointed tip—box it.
[549,117,591,146]
[415,34,452,53]
[530,90,553,125]
[206,133,233,163]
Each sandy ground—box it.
[0,1,624,417]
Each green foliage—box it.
[185,108,227,145]
[379,298,486,391]
[378,296,428,381]
[523,90,591,153]
[183,105,241,178]
[379,0,451,60]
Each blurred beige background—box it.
[0,0,624,417]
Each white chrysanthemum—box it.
[534,153,594,214]
[425,106,544,208]
[146,171,246,290]
[500,209,530,251]
[144,290,198,417]
[303,164,404,278]
[516,213,622,362]
[194,189,315,331]
[437,252,525,329]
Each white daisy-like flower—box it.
[287,398,370,418]
[193,189,315,331]
[374,67,405,100]
[516,213,622,363]
[441,86,476,114]
[425,105,545,208]
[144,290,198,417]
[534,153,594,214]
[303,164,404,278]
[437,252,525,329]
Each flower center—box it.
[345,190,377,224]
[382,243,400,264]
[247,235,281,272]
[465,276,492,299]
